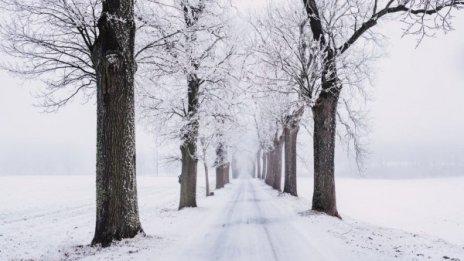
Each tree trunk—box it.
[262,152,267,180]
[178,73,200,209]
[252,162,256,178]
[272,135,284,192]
[256,149,262,179]
[224,163,230,184]
[92,0,143,247]
[231,155,239,179]
[283,126,299,196]
[311,90,340,218]
[304,0,341,218]
[179,140,198,209]
[178,0,203,210]
[215,142,228,188]
[265,148,275,186]
[204,161,210,196]
[215,163,225,189]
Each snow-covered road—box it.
[2,176,464,260]
[159,178,345,261]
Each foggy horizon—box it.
[0,1,463,178]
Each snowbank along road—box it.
[1,176,464,260]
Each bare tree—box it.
[215,135,229,188]
[199,137,213,196]
[253,112,266,180]
[142,0,231,209]
[270,131,285,191]
[248,1,323,194]
[302,0,463,217]
[0,0,175,110]
[283,107,304,196]
[256,149,262,179]
[214,111,247,186]
[91,0,142,246]
[0,0,188,246]
[251,94,287,192]
[262,151,268,180]
[177,0,204,209]
[0,0,100,110]
[138,0,237,209]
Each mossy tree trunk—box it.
[92,0,143,247]
[303,0,340,218]
[311,87,340,217]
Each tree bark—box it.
[252,162,256,178]
[303,0,340,218]
[204,161,210,196]
[265,148,275,186]
[224,163,230,184]
[179,138,198,209]
[262,152,267,180]
[92,0,143,247]
[215,141,228,188]
[256,149,262,179]
[283,126,299,196]
[272,135,284,192]
[178,73,200,209]
[310,46,341,217]
[215,163,225,189]
[231,155,239,179]
[311,89,340,218]
[178,0,205,210]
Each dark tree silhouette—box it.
[302,0,463,217]
[91,0,143,246]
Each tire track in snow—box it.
[162,177,329,261]
[248,179,279,261]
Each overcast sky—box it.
[0,1,463,176]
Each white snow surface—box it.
[1,175,463,260]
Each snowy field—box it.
[298,177,464,245]
[1,175,463,260]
